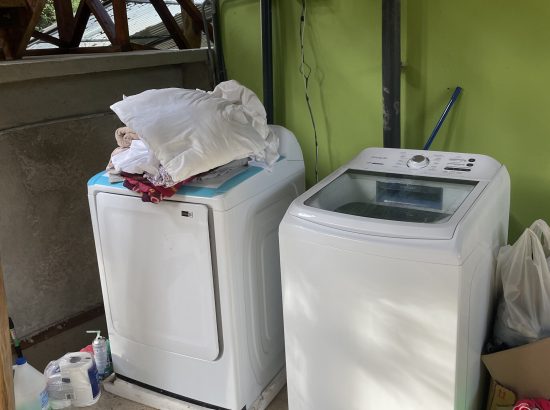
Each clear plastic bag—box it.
[493,219,550,346]
[44,360,73,409]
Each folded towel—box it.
[107,127,141,170]
[115,127,139,148]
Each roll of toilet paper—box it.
[59,352,101,407]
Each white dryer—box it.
[88,126,304,410]
[279,148,510,410]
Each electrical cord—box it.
[299,0,319,182]
[202,0,217,87]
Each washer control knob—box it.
[407,154,430,169]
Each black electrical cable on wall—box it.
[202,0,216,87]
[382,0,401,148]
[261,0,274,124]
[299,0,319,183]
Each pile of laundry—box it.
[106,80,279,203]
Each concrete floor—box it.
[23,315,288,410]
[94,390,155,409]
[24,315,108,371]
[93,387,288,410]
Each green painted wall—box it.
[220,0,550,240]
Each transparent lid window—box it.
[304,170,478,224]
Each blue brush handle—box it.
[423,86,463,150]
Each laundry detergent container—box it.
[279,148,510,410]
[88,125,304,410]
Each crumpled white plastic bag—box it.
[110,80,279,184]
[110,139,160,175]
[493,219,550,346]
[210,80,279,165]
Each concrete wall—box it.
[0,50,211,337]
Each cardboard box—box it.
[482,337,550,400]
[485,379,516,410]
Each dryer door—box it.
[96,193,219,361]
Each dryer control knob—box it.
[407,154,430,169]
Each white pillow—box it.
[110,81,278,183]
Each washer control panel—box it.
[357,148,501,181]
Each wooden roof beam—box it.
[14,0,47,58]
[150,0,190,49]
[53,0,74,44]
[69,0,90,47]
[24,44,121,55]
[112,0,130,50]
[85,0,115,43]
[0,0,27,6]
[176,0,213,40]
[31,28,66,46]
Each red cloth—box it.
[80,344,94,355]
[121,172,184,203]
[514,399,550,410]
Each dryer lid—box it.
[289,168,489,240]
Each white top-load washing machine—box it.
[88,126,304,410]
[279,148,510,410]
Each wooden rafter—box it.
[69,0,91,47]
[52,0,74,43]
[112,0,129,50]
[0,0,48,59]
[85,0,116,43]
[180,5,201,48]
[176,0,213,39]
[0,0,31,59]
[1,0,214,60]
[25,44,121,55]
[32,28,65,46]
[1,0,26,5]
[24,42,155,55]
[130,42,155,51]
[150,0,190,49]
[14,0,47,57]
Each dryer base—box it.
[103,368,286,410]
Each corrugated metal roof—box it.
[28,0,209,50]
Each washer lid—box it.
[289,168,489,240]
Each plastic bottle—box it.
[13,357,50,410]
[9,317,23,358]
[86,330,111,379]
